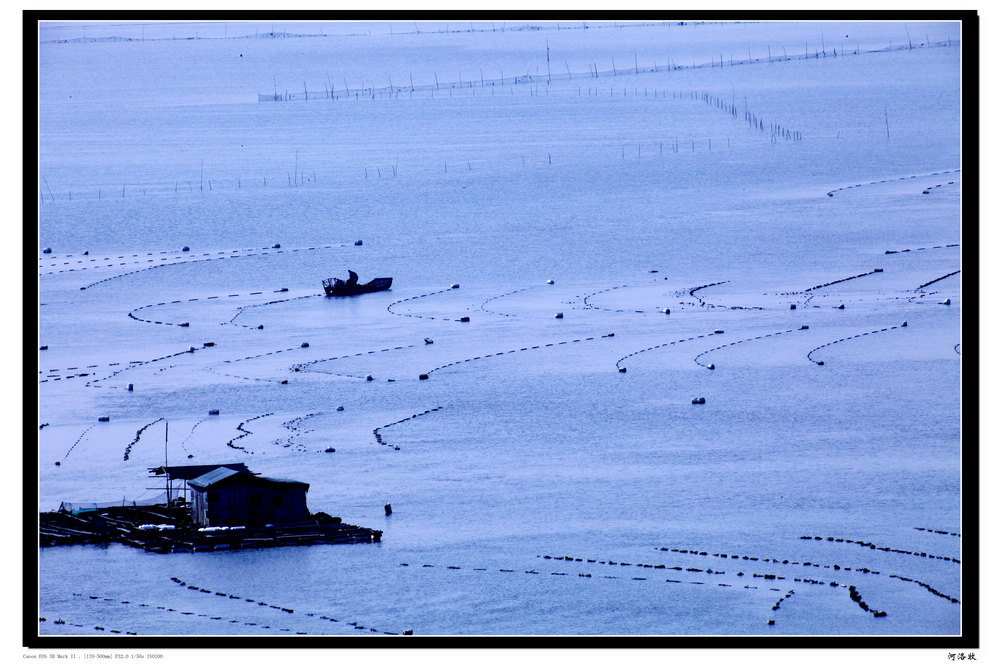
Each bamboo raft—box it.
[39,505,381,552]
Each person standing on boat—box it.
[346,270,359,287]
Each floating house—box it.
[188,467,310,527]
[41,464,381,550]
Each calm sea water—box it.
[36,20,963,638]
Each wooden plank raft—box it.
[38,505,381,551]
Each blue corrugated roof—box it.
[188,466,243,490]
[187,467,308,491]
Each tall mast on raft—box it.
[164,420,170,506]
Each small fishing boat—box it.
[323,270,393,297]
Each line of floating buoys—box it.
[292,343,420,382]
[687,280,730,308]
[122,417,165,461]
[66,243,349,287]
[656,544,958,604]
[426,333,615,376]
[826,168,960,198]
[225,413,273,452]
[693,327,800,369]
[848,584,887,617]
[806,322,906,365]
[914,527,961,537]
[615,330,723,370]
[387,286,469,321]
[803,269,883,293]
[166,577,407,634]
[79,342,215,389]
[227,291,318,328]
[57,424,96,465]
[798,535,959,564]
[885,243,959,255]
[373,406,443,450]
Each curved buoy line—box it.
[615,331,723,371]
[387,287,468,321]
[373,406,443,450]
[123,418,165,461]
[125,288,300,328]
[582,284,648,314]
[806,323,905,365]
[225,413,273,453]
[798,535,958,564]
[72,242,352,290]
[424,333,616,376]
[81,343,215,389]
[293,344,420,381]
[826,168,960,198]
[277,412,324,452]
[226,292,322,328]
[658,543,959,605]
[59,424,96,462]
[693,328,802,369]
[478,286,536,317]
[167,577,409,635]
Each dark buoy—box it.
[43,247,52,254]
[127,383,134,391]
[272,243,281,248]
[336,406,344,411]
[355,240,363,246]
[940,298,951,305]
[546,279,555,284]
[366,375,374,381]
[800,325,809,330]
[204,342,215,347]
[208,409,220,415]
[83,250,89,255]
[555,312,564,319]
[419,373,429,380]
[325,447,336,453]
[179,322,190,327]
[714,330,724,334]
[181,246,190,252]
[98,416,110,422]
[459,316,470,322]
[817,361,825,366]
[301,342,309,348]
[384,503,392,516]
[790,304,797,310]
[691,397,706,404]
[40,345,48,350]
[424,337,433,344]
[55,461,60,466]
[451,283,460,289]
[707,363,715,370]
[874,268,883,272]
[901,321,908,327]
[280,379,288,384]
[663,308,670,314]
[837,304,845,309]
[619,367,627,373]
[257,324,264,329]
